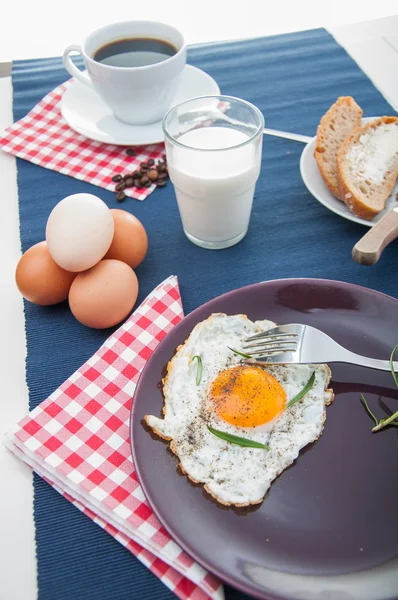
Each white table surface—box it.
[1,6,398,599]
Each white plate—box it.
[60,65,220,146]
[300,117,398,227]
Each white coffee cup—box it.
[63,21,186,126]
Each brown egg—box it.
[15,241,76,305]
[69,259,139,329]
[104,209,148,269]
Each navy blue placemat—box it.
[12,27,397,600]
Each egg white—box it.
[145,314,333,506]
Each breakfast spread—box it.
[145,314,333,507]
[15,194,147,328]
[314,96,398,220]
[7,16,398,600]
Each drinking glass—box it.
[163,95,264,249]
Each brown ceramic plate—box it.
[131,279,398,600]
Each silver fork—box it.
[242,324,397,371]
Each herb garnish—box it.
[361,345,398,432]
[228,346,252,359]
[191,355,202,385]
[207,426,269,449]
[287,372,316,408]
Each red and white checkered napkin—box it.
[0,78,164,201]
[5,275,223,600]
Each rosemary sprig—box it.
[360,394,378,426]
[191,355,202,385]
[228,346,252,359]
[207,426,269,449]
[361,345,398,432]
[372,412,398,432]
[390,344,398,388]
[287,372,316,408]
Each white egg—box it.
[145,314,334,507]
[46,193,114,272]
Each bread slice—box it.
[314,97,363,200]
[337,116,398,220]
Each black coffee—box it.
[93,37,177,68]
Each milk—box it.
[167,127,262,249]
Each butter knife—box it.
[352,205,398,265]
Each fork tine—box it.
[244,330,299,343]
[242,336,298,347]
[242,324,303,358]
[249,348,297,357]
[243,351,297,365]
[243,340,299,352]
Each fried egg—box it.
[145,314,334,506]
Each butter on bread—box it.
[337,116,398,220]
[314,96,363,200]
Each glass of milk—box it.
[163,95,264,249]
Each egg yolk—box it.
[210,365,286,427]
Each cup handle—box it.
[62,45,92,87]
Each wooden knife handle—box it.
[352,207,398,265]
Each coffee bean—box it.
[112,174,122,182]
[124,176,134,187]
[147,158,155,166]
[157,180,167,187]
[140,175,149,184]
[115,181,126,191]
[133,179,141,188]
[157,163,167,173]
[126,148,136,156]
[148,169,158,181]
[116,191,126,202]
[157,171,168,180]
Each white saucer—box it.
[300,116,398,228]
[61,65,220,146]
